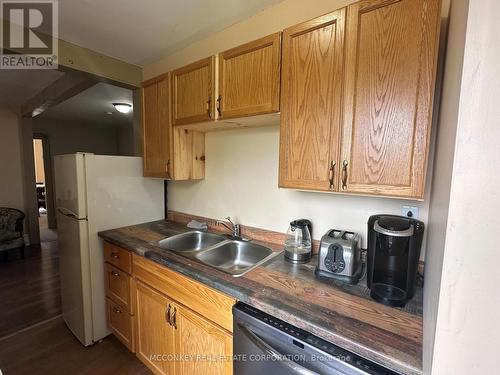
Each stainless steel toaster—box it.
[315,229,362,284]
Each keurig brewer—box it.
[367,215,424,307]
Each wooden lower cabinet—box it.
[107,298,135,352]
[175,304,232,375]
[104,243,235,374]
[134,277,233,375]
[135,281,176,375]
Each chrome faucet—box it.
[216,216,241,239]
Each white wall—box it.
[169,126,429,255]
[430,0,500,373]
[0,105,24,210]
[423,0,469,372]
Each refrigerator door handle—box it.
[237,323,317,375]
[57,207,86,220]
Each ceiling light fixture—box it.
[112,103,132,114]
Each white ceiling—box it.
[38,82,133,127]
[0,70,64,108]
[58,0,283,65]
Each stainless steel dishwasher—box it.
[233,302,399,375]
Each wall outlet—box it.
[401,205,419,219]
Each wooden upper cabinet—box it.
[172,57,215,125]
[279,10,346,191]
[218,33,281,119]
[142,74,172,178]
[340,0,441,198]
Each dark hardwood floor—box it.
[0,241,61,337]
[0,225,150,374]
[0,316,151,375]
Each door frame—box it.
[33,133,57,229]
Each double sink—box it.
[157,231,281,277]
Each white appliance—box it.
[54,153,164,346]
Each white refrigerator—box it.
[54,153,164,346]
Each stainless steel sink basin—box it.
[157,231,226,252]
[156,231,281,277]
[195,240,276,276]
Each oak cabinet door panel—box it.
[218,33,281,119]
[172,57,215,125]
[175,304,232,375]
[142,75,172,178]
[279,10,346,191]
[341,0,441,198]
[135,281,176,375]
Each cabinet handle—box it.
[166,159,171,179]
[113,307,122,314]
[329,160,336,189]
[216,95,222,117]
[166,304,172,325]
[111,271,120,277]
[171,307,177,329]
[206,96,212,118]
[341,160,348,190]
[110,252,119,259]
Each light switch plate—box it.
[401,205,419,219]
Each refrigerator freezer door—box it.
[84,155,164,343]
[54,153,87,219]
[57,211,93,346]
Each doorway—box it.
[33,135,57,243]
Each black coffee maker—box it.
[367,215,424,307]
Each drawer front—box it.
[105,263,131,311]
[133,254,236,333]
[104,242,132,273]
[107,298,135,352]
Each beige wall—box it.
[145,0,452,257]
[0,105,25,211]
[32,118,121,156]
[145,0,356,79]
[169,126,431,254]
[430,0,500,372]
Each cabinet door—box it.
[135,281,175,375]
[340,0,441,198]
[175,304,232,375]
[218,33,281,119]
[142,74,172,178]
[279,10,345,191]
[172,57,215,125]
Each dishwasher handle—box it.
[237,323,317,375]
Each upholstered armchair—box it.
[0,207,25,261]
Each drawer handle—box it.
[111,271,120,277]
[110,252,119,259]
[113,307,122,314]
[166,304,172,325]
[171,307,177,329]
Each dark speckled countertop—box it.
[98,220,423,375]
